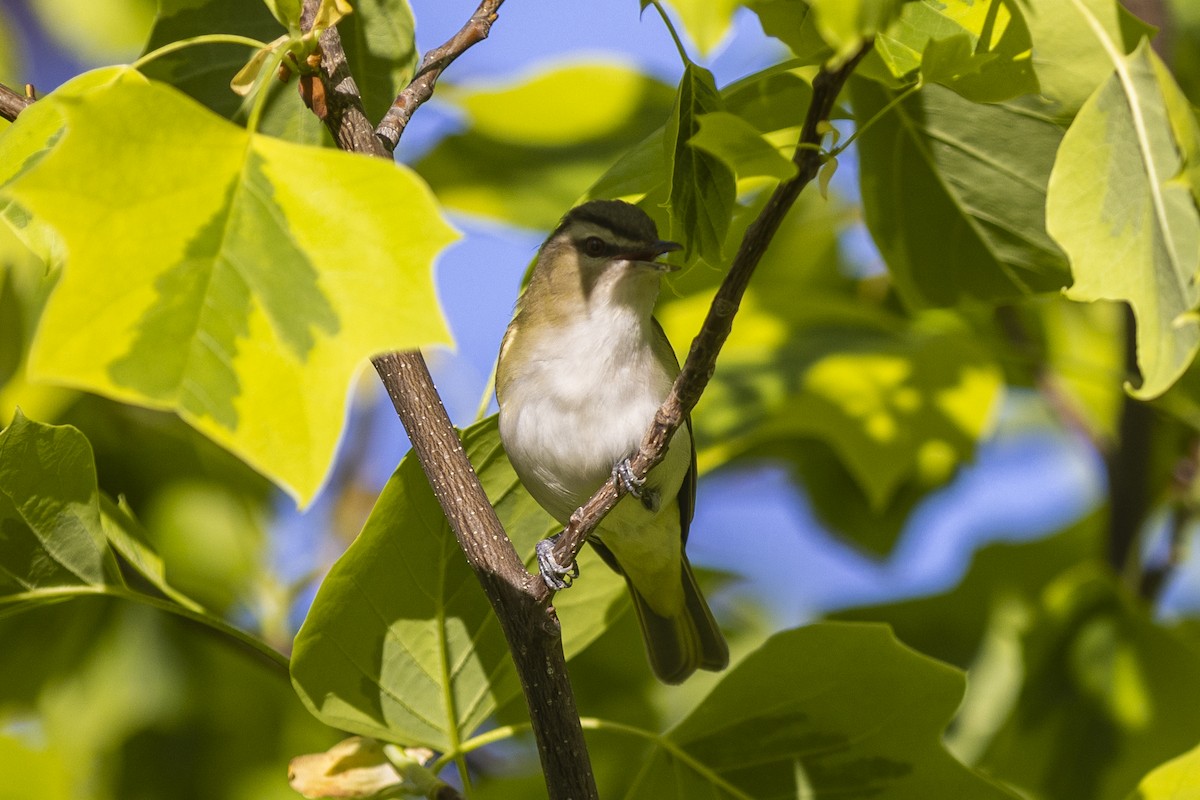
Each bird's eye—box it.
[583,237,606,257]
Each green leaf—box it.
[25,0,156,64]
[139,0,317,141]
[854,80,1071,308]
[0,68,456,504]
[663,63,736,264]
[330,0,418,123]
[835,514,1102,669]
[143,0,416,142]
[415,63,676,230]
[690,111,798,182]
[809,0,906,62]
[617,623,1017,798]
[1024,0,1156,118]
[651,0,743,56]
[290,416,625,751]
[872,0,1039,102]
[658,194,1000,536]
[1048,40,1200,400]
[745,0,833,65]
[0,410,111,591]
[1126,742,1200,800]
[980,567,1200,800]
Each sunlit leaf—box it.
[0,68,456,504]
[808,0,906,63]
[745,0,833,65]
[26,0,155,64]
[1024,0,1156,118]
[871,0,1039,102]
[690,111,797,181]
[416,63,675,230]
[291,417,625,750]
[648,0,743,56]
[617,623,1017,798]
[1048,40,1200,399]
[855,81,1070,308]
[1126,741,1200,800]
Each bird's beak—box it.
[625,239,683,272]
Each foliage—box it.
[3,0,1200,799]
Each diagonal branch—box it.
[297,3,596,799]
[375,0,505,150]
[548,42,876,572]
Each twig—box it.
[375,0,505,151]
[0,83,33,123]
[548,41,875,572]
[297,4,597,799]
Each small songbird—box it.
[496,199,728,684]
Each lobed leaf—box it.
[0,67,456,504]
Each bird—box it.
[495,198,729,684]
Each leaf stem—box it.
[131,34,270,71]
[0,585,290,675]
[649,1,693,67]
[830,80,922,158]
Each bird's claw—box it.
[614,458,658,512]
[536,534,579,591]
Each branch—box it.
[375,0,505,150]
[298,4,597,798]
[0,83,33,123]
[549,42,876,572]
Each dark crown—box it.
[555,199,660,244]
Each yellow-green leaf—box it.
[0,68,456,504]
[1048,39,1200,399]
[1127,742,1200,800]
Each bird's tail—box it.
[625,553,729,684]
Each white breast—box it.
[498,303,677,522]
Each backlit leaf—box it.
[0,67,456,504]
[872,0,1039,102]
[1048,40,1200,399]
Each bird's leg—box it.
[614,458,659,512]
[536,532,579,591]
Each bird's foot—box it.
[614,458,659,512]
[536,533,579,591]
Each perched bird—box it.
[496,199,728,684]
